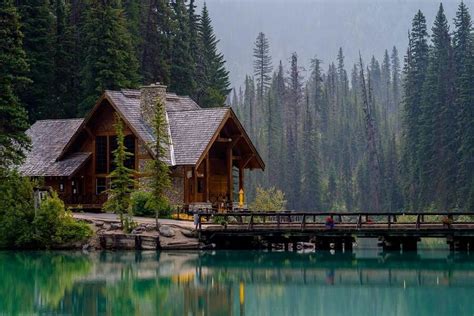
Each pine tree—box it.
[80,0,140,114]
[0,0,31,170]
[52,0,77,118]
[285,52,303,209]
[390,46,402,132]
[140,0,174,85]
[401,10,429,211]
[149,99,171,226]
[381,49,391,114]
[16,0,55,121]
[103,114,136,229]
[196,3,230,107]
[253,32,273,103]
[453,1,474,209]
[419,4,456,210]
[267,61,285,188]
[301,81,322,211]
[170,0,195,96]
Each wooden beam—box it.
[240,154,254,169]
[193,166,198,202]
[230,135,242,148]
[216,137,232,143]
[239,167,244,191]
[227,144,233,202]
[205,153,210,202]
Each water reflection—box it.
[1,250,474,315]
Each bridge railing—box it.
[194,211,474,231]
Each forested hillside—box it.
[1,0,473,213]
[9,0,230,121]
[234,3,474,212]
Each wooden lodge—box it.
[19,84,264,210]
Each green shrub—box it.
[130,191,155,217]
[0,170,35,248]
[34,192,92,247]
[0,171,92,249]
[249,186,287,211]
[130,191,173,218]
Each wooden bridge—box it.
[195,211,474,251]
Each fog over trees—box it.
[202,0,473,87]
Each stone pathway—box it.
[73,212,196,230]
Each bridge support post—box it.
[292,241,298,252]
[380,237,419,252]
[447,237,474,252]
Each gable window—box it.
[95,136,107,173]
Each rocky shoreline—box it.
[79,218,206,251]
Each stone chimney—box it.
[140,83,167,125]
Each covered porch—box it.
[183,113,264,211]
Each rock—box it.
[181,230,196,238]
[159,225,175,237]
[110,223,121,230]
[145,224,156,232]
[94,221,104,227]
[131,227,145,234]
[82,243,92,252]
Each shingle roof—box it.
[21,90,232,176]
[168,108,229,165]
[106,89,230,166]
[19,119,91,177]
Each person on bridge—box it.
[325,216,335,229]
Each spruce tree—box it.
[453,1,474,209]
[52,0,77,118]
[419,4,456,210]
[80,0,139,114]
[103,115,136,229]
[170,0,195,96]
[285,53,303,209]
[0,0,30,170]
[253,32,273,103]
[149,99,171,226]
[196,3,230,107]
[401,10,429,211]
[16,0,55,121]
[140,0,174,85]
[391,46,401,131]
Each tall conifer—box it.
[0,0,30,170]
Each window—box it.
[59,182,64,192]
[108,136,117,172]
[197,179,204,194]
[96,178,107,195]
[95,136,107,173]
[124,135,135,169]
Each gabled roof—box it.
[19,119,91,177]
[21,88,264,176]
[168,108,229,165]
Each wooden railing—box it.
[194,211,474,232]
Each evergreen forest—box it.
[1,0,473,213]
[234,3,474,212]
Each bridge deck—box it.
[196,211,474,241]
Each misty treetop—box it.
[234,2,474,212]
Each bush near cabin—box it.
[250,186,287,211]
[0,171,92,249]
[130,191,172,218]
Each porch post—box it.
[239,166,244,191]
[193,166,198,202]
[227,144,233,202]
[205,154,210,202]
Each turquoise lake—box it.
[1,250,474,315]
